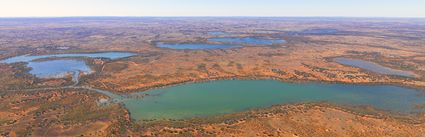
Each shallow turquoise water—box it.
[208,37,286,45]
[157,43,242,49]
[28,60,91,78]
[335,58,415,77]
[124,80,424,120]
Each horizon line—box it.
[0,16,424,19]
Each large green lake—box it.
[123,80,425,120]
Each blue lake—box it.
[302,28,338,35]
[1,52,137,64]
[28,60,92,78]
[157,43,242,49]
[208,37,286,45]
[335,58,416,78]
[124,80,425,120]
[208,31,227,35]
[1,52,137,79]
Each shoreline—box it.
[137,102,425,126]
[89,75,425,94]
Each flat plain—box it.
[0,17,424,136]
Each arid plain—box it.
[0,17,424,136]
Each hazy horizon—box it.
[1,0,425,18]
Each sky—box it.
[0,0,424,17]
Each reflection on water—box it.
[335,58,415,77]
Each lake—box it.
[123,80,424,120]
[335,58,415,77]
[1,52,137,79]
[157,43,242,49]
[208,31,227,35]
[1,52,137,64]
[28,60,92,78]
[302,28,338,35]
[208,37,286,45]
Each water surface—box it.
[1,52,137,79]
[157,43,242,49]
[1,52,136,64]
[28,60,92,78]
[208,31,227,35]
[302,28,338,35]
[209,37,286,45]
[335,58,415,77]
[124,80,424,120]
